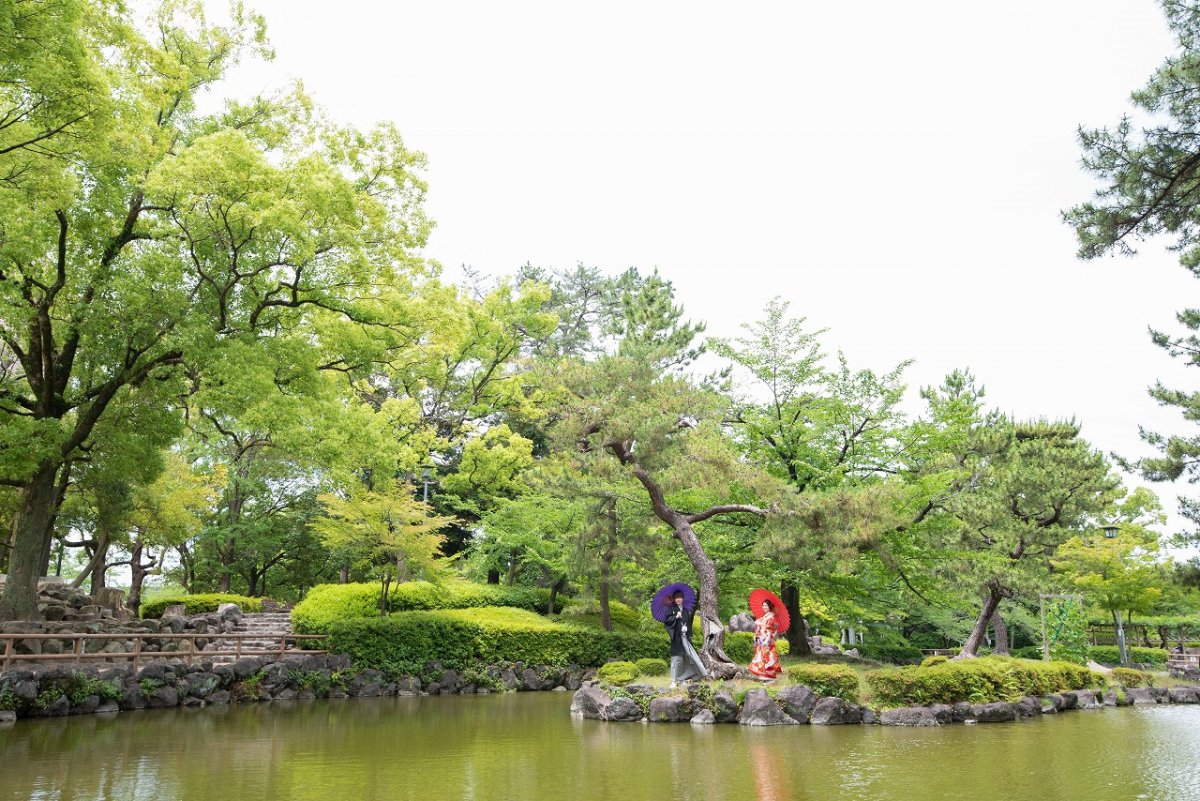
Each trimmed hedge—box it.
[1089,645,1168,668]
[635,657,669,677]
[1110,667,1152,688]
[557,600,645,632]
[865,657,1106,707]
[724,632,791,663]
[327,606,668,677]
[292,581,553,634]
[598,661,639,684]
[141,593,263,619]
[787,664,860,701]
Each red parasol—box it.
[748,588,790,633]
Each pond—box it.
[2,694,1199,801]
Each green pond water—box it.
[2,694,1199,801]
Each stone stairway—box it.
[206,611,296,664]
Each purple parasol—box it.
[652,583,697,623]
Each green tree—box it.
[0,1,431,619]
[1065,1,1200,544]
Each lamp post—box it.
[1102,524,1128,665]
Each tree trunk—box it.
[956,584,1004,659]
[990,608,1010,656]
[779,579,813,656]
[548,575,566,615]
[486,569,500,585]
[339,565,350,584]
[127,543,147,614]
[219,536,235,593]
[0,464,61,620]
[673,519,738,678]
[598,500,616,631]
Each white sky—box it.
[212,0,1200,544]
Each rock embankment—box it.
[570,682,1200,727]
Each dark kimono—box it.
[664,605,707,683]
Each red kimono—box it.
[748,611,782,679]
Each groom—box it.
[663,590,708,687]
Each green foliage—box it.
[723,632,790,663]
[857,629,923,664]
[291,580,552,633]
[920,655,949,668]
[1089,645,1168,668]
[787,663,860,700]
[597,661,639,684]
[558,601,644,632]
[1045,597,1091,666]
[1110,667,1152,688]
[0,686,15,711]
[327,606,666,677]
[634,657,669,677]
[865,657,1104,707]
[137,678,163,696]
[140,593,263,619]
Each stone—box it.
[43,605,66,622]
[844,648,860,658]
[95,701,119,714]
[0,710,14,726]
[146,686,179,709]
[519,668,542,691]
[161,615,186,634]
[217,603,243,622]
[728,613,755,633]
[274,688,297,701]
[185,673,221,698]
[572,685,610,718]
[929,703,955,723]
[712,691,739,723]
[395,677,421,696]
[775,684,817,723]
[969,702,1015,723]
[1168,686,1200,704]
[690,709,716,725]
[230,658,263,680]
[120,686,146,711]
[880,706,939,727]
[1042,694,1065,713]
[1063,690,1101,710]
[42,695,70,717]
[208,691,231,705]
[1057,692,1078,710]
[648,695,693,723]
[162,604,186,617]
[72,695,100,715]
[1127,687,1157,705]
[1015,697,1042,718]
[499,669,519,691]
[603,696,645,722]
[13,680,38,704]
[810,697,862,725]
[861,707,878,724]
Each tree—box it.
[0,1,431,619]
[311,485,452,614]
[1065,1,1200,544]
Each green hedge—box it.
[1089,645,1168,668]
[635,657,669,677]
[292,581,553,634]
[724,632,791,663]
[598,661,639,684]
[865,657,1106,707]
[857,630,923,664]
[557,600,645,632]
[1110,667,1153,688]
[327,606,668,677]
[787,664,860,700]
[140,593,263,619]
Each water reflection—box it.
[1,697,1199,801]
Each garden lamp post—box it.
[1102,524,1128,665]
[421,464,434,503]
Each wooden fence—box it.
[0,632,327,671]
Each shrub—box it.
[1089,646,1168,668]
[635,658,669,677]
[598,661,639,684]
[920,655,949,668]
[140,593,263,619]
[788,663,859,700]
[327,606,668,678]
[1011,646,1043,660]
[292,580,553,634]
[1110,667,1152,688]
[558,600,645,631]
[865,657,1106,707]
[724,632,790,663]
[857,629,922,664]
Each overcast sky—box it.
[214,0,1199,542]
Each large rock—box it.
[146,686,179,709]
[810,697,862,725]
[0,710,15,726]
[739,689,798,726]
[571,684,611,718]
[969,702,1015,723]
[604,697,645,722]
[1168,686,1200,704]
[216,603,243,622]
[648,695,693,723]
[1014,697,1042,718]
[690,709,716,725]
[1126,687,1158,705]
[728,613,755,633]
[929,703,955,723]
[880,706,939,727]
[1063,690,1101,710]
[185,672,221,698]
[712,690,739,723]
[775,684,817,723]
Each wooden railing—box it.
[1169,652,1200,672]
[0,632,327,671]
